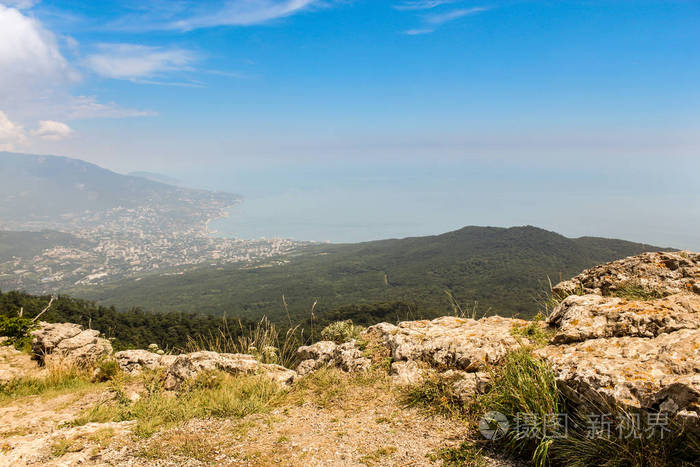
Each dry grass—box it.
[183,316,306,368]
[74,370,287,438]
[0,360,96,403]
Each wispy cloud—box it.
[402,5,489,35]
[425,6,487,24]
[110,0,324,32]
[393,0,459,11]
[403,28,434,35]
[0,0,41,9]
[84,43,196,81]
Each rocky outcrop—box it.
[554,251,700,298]
[538,251,700,430]
[30,322,112,366]
[296,340,371,376]
[162,351,297,390]
[547,293,700,343]
[368,316,535,371]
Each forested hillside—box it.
[0,290,252,351]
[72,226,668,323]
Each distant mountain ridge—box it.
[73,225,671,322]
[0,152,239,228]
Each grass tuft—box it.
[183,316,305,369]
[401,373,468,419]
[428,441,488,467]
[474,349,561,467]
[610,281,667,301]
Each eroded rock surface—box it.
[547,293,700,343]
[537,329,700,426]
[31,322,112,366]
[114,349,175,374]
[296,340,371,376]
[163,351,297,390]
[368,316,533,372]
[554,251,700,298]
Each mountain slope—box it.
[72,226,669,322]
[0,152,239,227]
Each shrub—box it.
[0,316,36,350]
[320,320,358,344]
[93,358,121,382]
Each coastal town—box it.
[0,196,307,294]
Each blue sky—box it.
[0,0,699,247]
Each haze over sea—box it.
[170,158,699,249]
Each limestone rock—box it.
[296,340,370,376]
[368,316,533,372]
[548,293,700,343]
[31,322,112,366]
[390,360,425,386]
[553,251,700,298]
[114,349,167,374]
[443,370,491,402]
[536,329,700,427]
[162,351,296,390]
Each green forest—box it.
[0,290,254,351]
[72,226,666,324]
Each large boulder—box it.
[162,351,296,390]
[537,329,700,427]
[368,316,534,372]
[553,251,700,298]
[31,322,112,366]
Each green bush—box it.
[320,320,358,344]
[0,315,36,350]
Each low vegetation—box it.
[609,281,668,301]
[76,370,286,438]
[0,362,95,402]
[320,319,359,344]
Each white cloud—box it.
[393,0,458,11]
[0,110,26,150]
[85,43,196,80]
[32,120,73,140]
[0,5,152,122]
[0,4,78,100]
